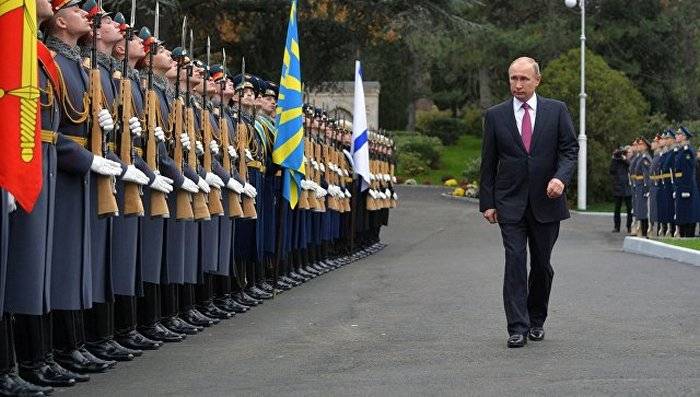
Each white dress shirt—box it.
[513,93,538,136]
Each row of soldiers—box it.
[625,127,699,238]
[0,0,398,395]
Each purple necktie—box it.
[521,102,532,153]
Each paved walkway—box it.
[70,186,699,396]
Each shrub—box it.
[462,105,483,137]
[395,134,443,169]
[415,107,450,133]
[423,117,468,145]
[440,175,455,183]
[462,156,481,182]
[397,151,427,177]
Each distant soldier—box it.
[649,135,663,236]
[609,145,632,233]
[672,127,700,237]
[658,130,678,237]
[630,138,652,237]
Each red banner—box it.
[0,1,42,212]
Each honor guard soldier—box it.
[630,137,652,237]
[45,0,123,375]
[79,0,150,364]
[649,135,663,235]
[672,127,700,237]
[658,130,677,237]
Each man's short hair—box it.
[510,57,541,77]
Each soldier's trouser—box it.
[0,315,15,372]
[161,284,179,318]
[137,283,161,327]
[114,295,137,335]
[613,196,633,231]
[640,219,649,237]
[214,275,231,299]
[179,284,197,312]
[84,303,113,343]
[52,310,84,351]
[14,314,47,364]
[196,274,214,305]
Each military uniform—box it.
[672,127,700,237]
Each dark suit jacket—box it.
[479,96,579,224]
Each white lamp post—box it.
[565,0,587,210]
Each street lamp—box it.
[565,0,587,210]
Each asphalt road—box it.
[69,186,699,396]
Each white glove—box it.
[181,177,199,193]
[154,126,165,142]
[7,192,16,213]
[385,188,391,197]
[245,148,253,161]
[205,172,224,188]
[122,164,150,185]
[338,189,346,199]
[369,189,377,199]
[228,145,238,160]
[180,133,191,150]
[393,192,398,200]
[300,179,309,190]
[128,116,142,137]
[197,177,211,193]
[369,173,376,181]
[196,140,204,156]
[313,161,320,171]
[384,174,391,182]
[319,163,326,172]
[227,178,244,194]
[378,191,387,200]
[98,109,114,132]
[243,182,257,198]
[344,188,352,198]
[392,176,397,183]
[315,186,327,199]
[343,169,349,177]
[149,173,174,193]
[209,140,220,155]
[90,155,123,176]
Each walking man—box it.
[479,57,578,348]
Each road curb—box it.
[623,236,700,267]
[440,193,479,204]
[570,210,614,217]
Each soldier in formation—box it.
[0,1,395,395]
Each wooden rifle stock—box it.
[89,69,119,217]
[313,140,326,213]
[186,106,211,220]
[220,110,243,218]
[165,96,191,220]
[237,121,257,219]
[118,78,144,216]
[201,107,224,216]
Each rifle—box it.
[116,0,144,216]
[219,49,243,218]
[313,123,325,213]
[201,36,224,216]
[237,59,257,219]
[186,30,211,220]
[90,1,119,217]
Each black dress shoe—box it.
[108,339,142,357]
[77,347,116,369]
[274,280,292,291]
[304,265,321,276]
[183,308,218,327]
[115,330,162,351]
[198,303,234,320]
[507,334,527,348]
[234,292,260,306]
[214,298,249,314]
[258,282,275,293]
[85,340,134,362]
[288,271,307,282]
[54,349,109,374]
[0,371,52,397]
[528,327,545,341]
[18,363,75,388]
[162,316,201,335]
[138,324,184,343]
[281,276,300,286]
[44,358,89,383]
[296,268,314,279]
[249,286,273,299]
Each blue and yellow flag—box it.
[273,0,305,208]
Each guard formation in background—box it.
[613,126,700,238]
[0,0,398,395]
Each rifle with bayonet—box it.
[236,59,257,219]
[201,36,224,216]
[117,0,145,216]
[90,0,119,217]
[219,49,243,218]
[186,30,211,220]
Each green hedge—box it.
[396,134,443,169]
[423,117,469,145]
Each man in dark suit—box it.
[479,57,578,348]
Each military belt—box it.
[64,134,88,147]
[631,175,644,181]
[105,142,143,158]
[675,172,683,178]
[40,130,58,145]
[246,160,265,173]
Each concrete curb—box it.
[623,236,700,267]
[570,210,614,217]
[440,193,479,204]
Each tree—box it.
[538,48,650,203]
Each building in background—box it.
[305,81,380,130]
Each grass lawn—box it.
[659,238,700,251]
[410,134,482,185]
